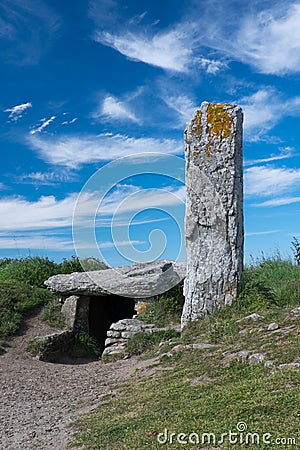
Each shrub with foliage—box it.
[0,256,58,287]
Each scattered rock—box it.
[192,343,217,350]
[238,329,247,336]
[277,363,300,370]
[267,322,280,331]
[235,350,251,362]
[264,360,275,368]
[290,307,300,315]
[236,313,263,323]
[248,353,265,364]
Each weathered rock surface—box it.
[182,102,244,327]
[103,319,163,356]
[45,260,186,298]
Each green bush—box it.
[126,329,180,355]
[0,256,58,287]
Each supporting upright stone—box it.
[182,102,244,327]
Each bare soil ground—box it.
[0,309,157,449]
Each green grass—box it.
[139,282,185,327]
[71,256,300,449]
[41,299,65,329]
[0,279,53,341]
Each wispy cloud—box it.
[30,115,56,135]
[244,147,296,167]
[96,184,185,218]
[198,57,226,75]
[18,171,76,186]
[28,133,183,167]
[0,0,60,64]
[4,102,32,122]
[0,194,78,231]
[251,197,300,207]
[234,2,300,74]
[0,232,74,250]
[94,28,193,72]
[99,239,145,249]
[62,117,77,125]
[246,229,281,236]
[93,95,140,123]
[245,165,300,197]
[161,93,196,127]
[238,89,300,140]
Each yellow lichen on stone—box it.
[205,148,211,158]
[194,110,202,136]
[136,300,147,315]
[207,104,233,141]
[193,150,200,157]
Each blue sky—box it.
[1,0,300,266]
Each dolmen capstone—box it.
[39,260,186,359]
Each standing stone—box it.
[182,102,244,327]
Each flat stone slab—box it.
[45,260,186,298]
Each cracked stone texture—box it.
[45,260,186,299]
[182,102,244,327]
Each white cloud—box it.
[235,2,300,74]
[238,89,300,139]
[30,116,56,135]
[0,194,77,231]
[0,232,74,250]
[97,185,186,218]
[62,117,77,125]
[246,230,281,236]
[99,239,145,249]
[28,133,183,167]
[95,28,192,72]
[4,102,32,121]
[18,171,76,185]
[245,165,300,197]
[95,95,140,123]
[198,57,225,75]
[161,93,196,127]
[251,197,300,207]
[244,147,295,167]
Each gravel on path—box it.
[0,310,156,450]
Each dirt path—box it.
[0,310,157,450]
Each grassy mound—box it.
[71,256,300,449]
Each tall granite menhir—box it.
[182,102,244,327]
